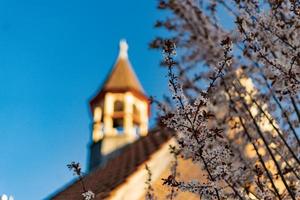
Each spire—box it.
[90,39,147,108]
[100,39,145,94]
[118,39,128,59]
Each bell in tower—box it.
[88,39,150,171]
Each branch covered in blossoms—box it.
[151,1,300,198]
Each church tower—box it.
[89,40,150,170]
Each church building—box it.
[48,39,289,200]
[49,40,202,200]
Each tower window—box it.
[113,118,124,133]
[114,100,124,112]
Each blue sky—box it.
[0,1,168,199]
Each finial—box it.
[118,39,128,59]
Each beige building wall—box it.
[227,71,286,195]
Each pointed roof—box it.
[102,40,145,93]
[90,40,147,107]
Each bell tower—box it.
[89,40,149,170]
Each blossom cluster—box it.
[152,1,300,198]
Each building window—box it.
[114,100,124,112]
[113,118,124,133]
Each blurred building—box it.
[47,39,292,200]
[49,40,202,200]
[88,40,150,170]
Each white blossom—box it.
[82,190,95,200]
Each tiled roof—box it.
[49,129,172,200]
